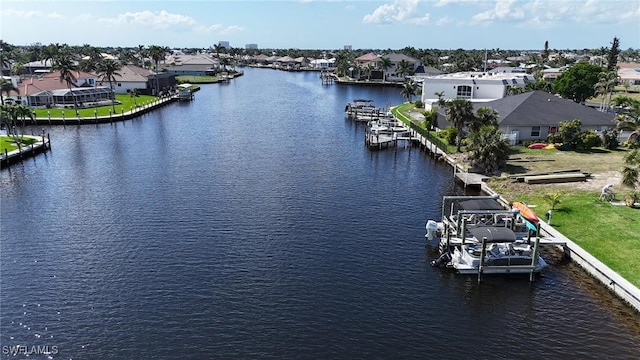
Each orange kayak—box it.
[512,202,540,223]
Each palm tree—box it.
[0,78,18,105]
[212,44,225,69]
[471,106,499,133]
[365,63,373,81]
[0,40,16,73]
[420,108,438,130]
[96,59,122,114]
[594,70,618,112]
[612,96,640,147]
[378,57,392,82]
[400,80,417,103]
[466,125,510,174]
[507,85,524,96]
[15,104,35,129]
[444,98,475,152]
[148,45,167,95]
[397,59,414,80]
[0,104,17,137]
[137,45,147,68]
[40,43,61,68]
[621,149,640,189]
[54,52,79,115]
[434,91,446,108]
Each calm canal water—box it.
[1,68,639,359]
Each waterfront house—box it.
[18,70,112,107]
[162,54,219,76]
[106,65,153,94]
[309,58,335,69]
[375,53,422,82]
[421,71,532,109]
[354,53,379,67]
[434,91,615,143]
[618,63,640,86]
[275,56,296,70]
[541,66,568,82]
[20,60,55,76]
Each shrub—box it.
[440,126,458,146]
[601,129,619,150]
[555,118,583,146]
[414,100,424,109]
[577,130,602,150]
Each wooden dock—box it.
[320,72,334,85]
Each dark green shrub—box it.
[577,130,602,150]
[439,126,458,146]
[601,129,619,150]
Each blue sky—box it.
[1,0,639,50]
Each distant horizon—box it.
[1,0,639,51]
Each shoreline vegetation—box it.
[393,102,640,288]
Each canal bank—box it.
[0,132,51,169]
[395,107,640,314]
[31,96,177,126]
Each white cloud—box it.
[408,13,431,25]
[466,0,639,28]
[98,10,197,30]
[219,25,244,36]
[472,0,524,23]
[0,9,66,20]
[435,16,455,26]
[434,0,479,7]
[362,0,419,24]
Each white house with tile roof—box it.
[104,65,154,94]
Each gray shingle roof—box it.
[435,91,616,129]
[485,91,615,127]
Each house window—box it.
[456,85,472,99]
[118,83,122,87]
[531,126,541,137]
[549,126,557,134]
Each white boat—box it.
[345,99,383,119]
[449,227,547,275]
[427,195,548,280]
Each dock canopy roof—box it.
[469,227,517,243]
[458,199,504,211]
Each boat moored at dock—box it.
[427,195,554,281]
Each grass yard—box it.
[0,135,38,153]
[488,146,640,287]
[176,75,226,84]
[487,181,640,287]
[505,146,628,175]
[32,94,158,119]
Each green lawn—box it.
[32,94,158,119]
[176,75,226,84]
[487,179,640,287]
[392,102,458,153]
[0,135,38,153]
